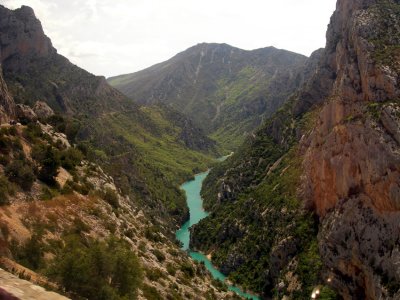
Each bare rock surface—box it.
[0,268,69,300]
[33,101,54,119]
[15,104,37,123]
[300,0,400,298]
[0,67,15,124]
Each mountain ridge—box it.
[108,42,312,150]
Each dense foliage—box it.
[191,104,336,298]
[77,108,217,226]
[48,236,143,300]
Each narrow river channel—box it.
[175,158,260,300]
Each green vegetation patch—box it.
[79,109,217,225]
[48,235,143,300]
[369,0,400,71]
[192,100,329,297]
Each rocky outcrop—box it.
[15,104,37,123]
[33,101,54,119]
[319,197,400,299]
[302,0,400,216]
[0,5,54,70]
[0,67,15,123]
[0,268,69,300]
[39,123,70,148]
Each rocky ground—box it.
[0,268,69,300]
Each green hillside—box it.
[108,43,311,150]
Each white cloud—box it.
[2,0,336,77]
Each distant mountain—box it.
[108,43,312,149]
[0,4,218,226]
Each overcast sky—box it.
[3,0,337,77]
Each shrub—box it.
[5,159,35,191]
[8,126,17,136]
[60,147,83,171]
[138,241,146,253]
[0,176,14,205]
[166,263,177,276]
[319,286,339,300]
[103,188,119,208]
[32,145,60,186]
[10,138,23,152]
[0,154,9,166]
[146,267,166,281]
[152,249,166,262]
[0,135,11,154]
[23,123,43,142]
[142,284,163,300]
[46,115,81,142]
[144,226,162,243]
[48,235,143,300]
[11,234,44,270]
[40,186,59,201]
[180,262,195,278]
[71,218,90,234]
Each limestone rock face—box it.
[0,5,54,70]
[300,0,400,297]
[15,104,37,122]
[0,67,15,124]
[303,0,400,216]
[304,100,400,216]
[0,5,137,116]
[33,101,54,119]
[319,197,400,299]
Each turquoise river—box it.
[175,165,260,300]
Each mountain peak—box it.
[108,42,310,149]
[0,5,55,67]
[17,5,36,16]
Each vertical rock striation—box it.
[0,66,15,123]
[301,0,400,298]
[0,5,54,70]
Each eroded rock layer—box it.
[302,1,400,298]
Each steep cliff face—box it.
[0,67,15,123]
[302,0,400,298]
[303,0,400,215]
[0,6,54,69]
[0,5,133,115]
